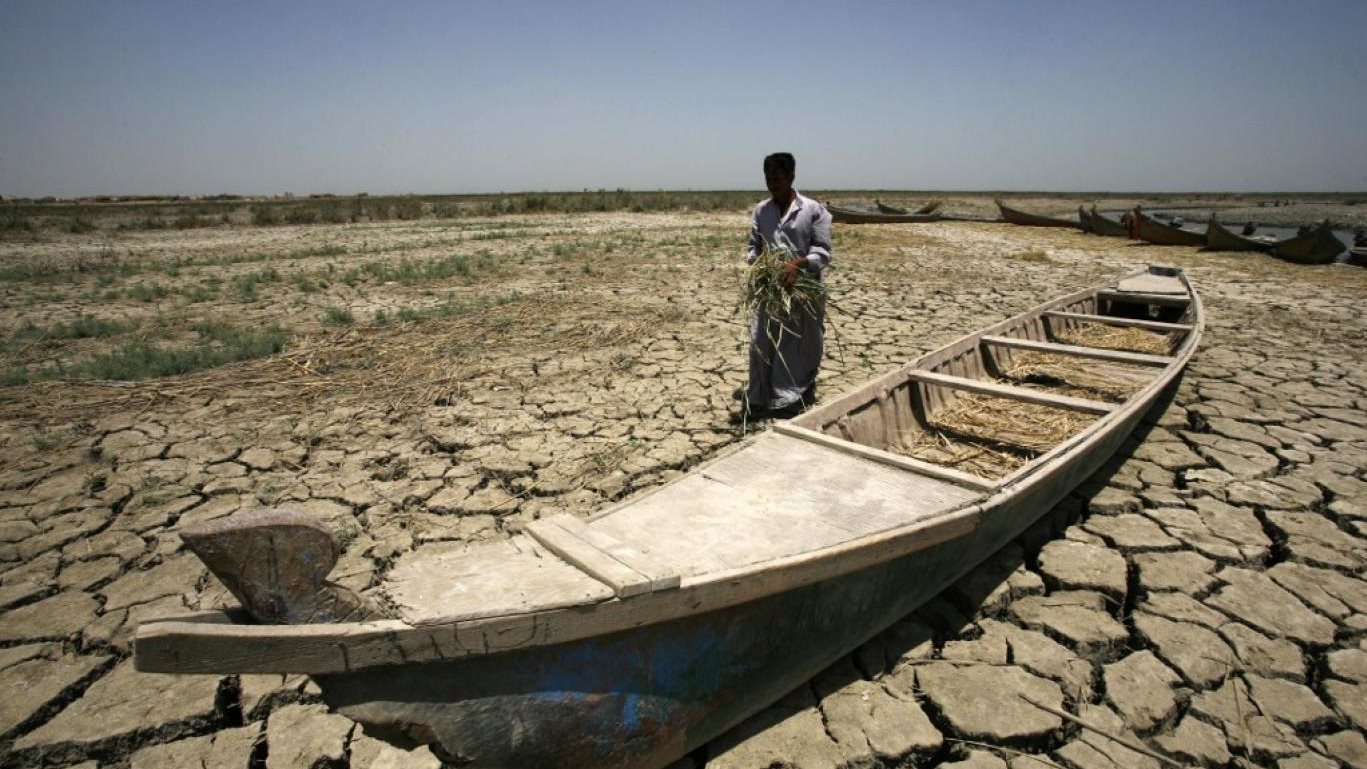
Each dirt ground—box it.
[1,197,1364,768]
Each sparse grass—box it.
[322,306,355,326]
[1011,249,1054,263]
[12,314,138,341]
[3,321,290,384]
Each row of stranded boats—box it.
[828,198,1363,265]
[138,263,1204,768]
[997,199,1362,266]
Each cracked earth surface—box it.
[1,208,1364,769]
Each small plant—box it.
[322,306,355,326]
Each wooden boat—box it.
[1204,214,1273,253]
[877,200,942,216]
[135,266,1202,769]
[995,199,1081,229]
[828,204,941,224]
[1133,209,1207,247]
[1350,247,1367,267]
[1085,206,1130,238]
[1271,221,1344,265]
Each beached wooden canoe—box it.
[996,199,1081,229]
[1085,206,1130,238]
[1133,209,1207,247]
[828,204,941,224]
[1350,247,1367,267]
[1204,214,1273,253]
[875,200,908,215]
[1271,221,1345,265]
[135,266,1202,769]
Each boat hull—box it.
[315,397,1158,768]
[1086,208,1129,238]
[996,200,1080,229]
[1134,212,1206,247]
[828,205,941,224]
[1272,223,1344,265]
[1204,216,1272,253]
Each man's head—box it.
[763,152,796,202]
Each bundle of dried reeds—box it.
[737,244,827,321]
[892,391,1096,478]
[1054,323,1170,355]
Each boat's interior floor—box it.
[385,432,983,626]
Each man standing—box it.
[741,152,832,417]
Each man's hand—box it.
[781,258,805,287]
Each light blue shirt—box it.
[746,191,833,272]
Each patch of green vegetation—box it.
[3,321,290,384]
[12,314,138,341]
[321,305,355,325]
[126,283,169,303]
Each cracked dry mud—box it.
[1,206,1365,769]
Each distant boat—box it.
[1271,221,1344,265]
[1084,206,1129,238]
[828,204,941,224]
[996,199,1081,229]
[1204,215,1272,253]
[874,200,940,216]
[1349,247,1366,267]
[875,201,908,215]
[1133,209,1206,247]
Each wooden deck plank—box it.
[590,433,983,577]
[1042,311,1192,333]
[554,514,680,593]
[526,518,657,598]
[906,370,1117,415]
[981,335,1173,366]
[773,423,996,491]
[387,536,615,625]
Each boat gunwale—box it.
[133,268,1202,675]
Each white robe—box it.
[744,192,833,409]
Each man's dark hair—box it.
[763,152,796,176]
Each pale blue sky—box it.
[3,0,1365,196]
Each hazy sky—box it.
[3,0,1365,196]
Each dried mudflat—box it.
[1,202,1365,769]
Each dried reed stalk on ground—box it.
[1054,322,1170,355]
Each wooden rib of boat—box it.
[135,266,1202,769]
[1086,206,1130,238]
[875,200,908,215]
[1133,209,1207,247]
[828,204,941,224]
[1271,221,1344,265]
[1204,214,1273,253]
[995,199,1081,229]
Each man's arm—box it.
[746,204,764,263]
[803,205,833,269]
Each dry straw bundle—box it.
[736,243,828,322]
[1054,323,1170,355]
[892,391,1096,478]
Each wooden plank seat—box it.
[905,370,1117,415]
[1096,289,1191,307]
[981,335,1173,366]
[527,514,680,598]
[1042,311,1193,334]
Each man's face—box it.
[765,167,794,201]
